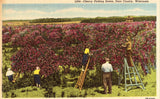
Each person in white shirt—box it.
[6,68,14,82]
[101,57,113,94]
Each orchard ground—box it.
[2,63,156,97]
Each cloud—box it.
[2,7,154,20]
[126,8,144,12]
[3,9,46,14]
[53,7,108,14]
[3,9,17,14]
[2,15,42,20]
[53,7,146,14]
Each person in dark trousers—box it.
[101,57,113,94]
[82,44,91,71]
[6,68,14,82]
[34,66,41,87]
[122,36,134,67]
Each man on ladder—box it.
[82,44,91,71]
[75,44,92,90]
[122,36,134,67]
[120,36,145,91]
[75,44,108,90]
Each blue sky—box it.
[2,4,156,20]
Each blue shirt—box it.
[101,62,113,73]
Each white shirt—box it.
[101,62,113,73]
[6,70,14,76]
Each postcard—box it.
[0,0,159,99]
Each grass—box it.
[2,86,46,98]
[2,69,156,98]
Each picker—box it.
[75,47,106,91]
[75,56,90,91]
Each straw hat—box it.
[105,58,110,61]
[8,68,11,71]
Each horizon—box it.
[2,15,156,21]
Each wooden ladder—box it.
[75,57,90,91]
[12,72,20,83]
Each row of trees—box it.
[2,21,156,77]
[28,16,156,23]
[29,18,86,23]
[81,16,156,23]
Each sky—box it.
[2,3,156,20]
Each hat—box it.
[8,68,11,71]
[86,43,91,47]
[105,58,109,61]
[127,36,131,41]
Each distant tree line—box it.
[81,16,156,23]
[81,17,126,23]
[28,16,156,23]
[29,18,86,23]
[3,20,29,22]
[30,18,71,23]
[133,16,156,22]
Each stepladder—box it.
[119,57,145,91]
[75,57,90,91]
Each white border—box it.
[0,0,159,99]
[1,0,157,4]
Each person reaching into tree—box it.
[34,66,41,87]
[122,36,134,67]
[6,68,14,82]
[82,44,92,71]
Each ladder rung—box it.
[129,78,135,80]
[125,73,134,74]
[126,84,140,86]
[126,83,143,86]
[128,67,134,68]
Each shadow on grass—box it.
[94,89,104,94]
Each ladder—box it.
[124,58,145,91]
[12,71,20,83]
[75,57,90,91]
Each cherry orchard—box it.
[2,21,156,77]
